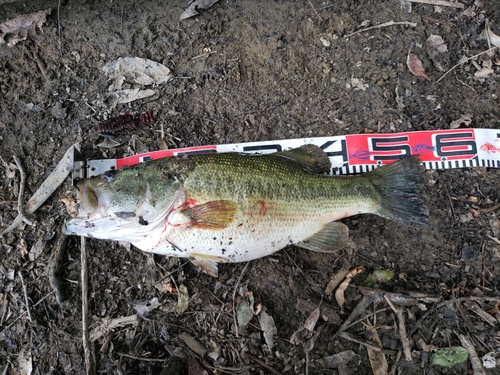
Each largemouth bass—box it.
[63,145,428,275]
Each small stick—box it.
[81,237,96,375]
[308,0,323,22]
[118,353,169,362]
[336,296,371,335]
[1,362,9,375]
[12,156,33,226]
[232,262,250,338]
[340,331,382,352]
[406,0,465,8]
[0,291,55,335]
[384,295,412,361]
[48,235,69,305]
[436,47,498,83]
[246,353,282,375]
[18,271,32,322]
[458,334,486,375]
[57,0,61,40]
[344,21,417,39]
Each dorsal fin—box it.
[275,145,331,174]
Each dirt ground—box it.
[1,0,500,374]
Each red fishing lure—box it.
[97,111,155,134]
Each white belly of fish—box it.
[132,216,324,262]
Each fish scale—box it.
[64,145,428,276]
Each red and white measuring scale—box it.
[72,128,500,182]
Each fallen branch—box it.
[246,353,283,375]
[340,331,382,352]
[81,237,95,375]
[458,334,486,375]
[384,295,412,361]
[48,235,69,305]
[0,143,78,236]
[12,156,33,226]
[436,47,498,83]
[344,21,417,39]
[18,271,32,322]
[406,0,464,8]
[232,262,250,338]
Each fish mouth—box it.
[63,179,185,244]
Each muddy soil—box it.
[1,0,500,374]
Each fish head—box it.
[64,167,183,240]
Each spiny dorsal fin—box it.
[297,221,349,252]
[275,144,331,174]
[181,200,237,229]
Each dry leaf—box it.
[18,349,33,375]
[18,238,28,257]
[450,114,472,129]
[290,303,321,345]
[236,291,254,328]
[474,67,494,78]
[366,324,388,375]
[0,9,51,46]
[132,297,161,319]
[176,284,190,314]
[407,50,431,81]
[486,302,499,314]
[60,197,79,218]
[102,57,171,105]
[303,305,320,332]
[180,0,220,21]
[485,19,500,49]
[427,34,449,72]
[258,307,278,349]
[188,358,208,375]
[179,332,207,357]
[335,266,364,308]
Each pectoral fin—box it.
[189,253,226,276]
[297,221,349,252]
[182,200,237,229]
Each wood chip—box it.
[179,332,207,357]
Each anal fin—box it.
[182,200,237,229]
[297,221,349,252]
[189,253,226,277]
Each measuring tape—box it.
[72,128,500,181]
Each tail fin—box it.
[365,156,428,228]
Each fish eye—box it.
[103,170,115,183]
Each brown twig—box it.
[0,291,55,335]
[246,353,282,375]
[1,144,77,236]
[232,262,250,338]
[384,295,412,361]
[1,362,10,375]
[344,21,417,39]
[48,235,69,305]
[12,156,33,226]
[118,353,169,362]
[340,331,382,352]
[335,295,372,336]
[436,47,498,83]
[410,295,500,336]
[406,0,464,8]
[18,271,32,322]
[81,237,95,375]
[308,0,323,22]
[458,334,486,375]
